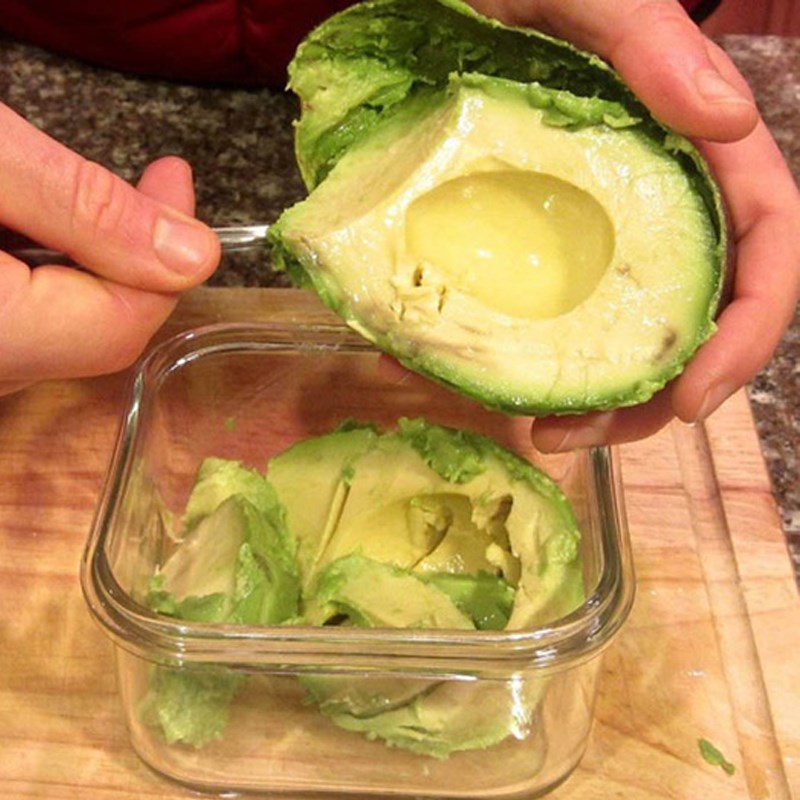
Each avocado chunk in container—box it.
[140,418,584,757]
[269,0,726,415]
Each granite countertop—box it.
[0,33,797,582]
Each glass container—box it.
[81,321,634,798]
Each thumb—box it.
[473,0,759,142]
[0,103,219,293]
[603,1,758,141]
[136,155,197,216]
[0,156,205,388]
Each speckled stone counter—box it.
[0,33,798,581]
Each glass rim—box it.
[80,323,635,675]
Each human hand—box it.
[0,103,220,397]
[468,0,800,451]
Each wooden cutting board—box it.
[0,288,797,800]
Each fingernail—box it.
[694,69,753,106]
[153,214,215,276]
[695,381,737,421]
[537,414,613,453]
[553,427,602,451]
[546,429,574,453]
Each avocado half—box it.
[269,0,726,415]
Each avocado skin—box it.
[269,0,727,416]
[289,0,640,189]
[284,0,724,255]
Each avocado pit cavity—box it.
[405,170,615,320]
[307,488,520,600]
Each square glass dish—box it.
[81,321,634,798]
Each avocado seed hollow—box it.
[405,170,615,319]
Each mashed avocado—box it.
[269,0,726,414]
[140,419,583,756]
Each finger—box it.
[0,157,200,384]
[704,39,756,103]
[672,211,800,422]
[469,0,758,142]
[118,154,200,342]
[0,104,219,293]
[531,389,676,452]
[376,353,424,386]
[0,380,34,398]
[136,155,196,215]
[668,121,800,421]
[698,121,799,235]
[0,258,175,380]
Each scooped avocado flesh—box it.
[141,419,583,757]
[269,0,726,414]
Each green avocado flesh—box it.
[140,419,583,756]
[269,0,726,415]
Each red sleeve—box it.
[681,0,724,22]
[0,0,722,87]
[0,0,353,87]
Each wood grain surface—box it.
[0,287,797,799]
